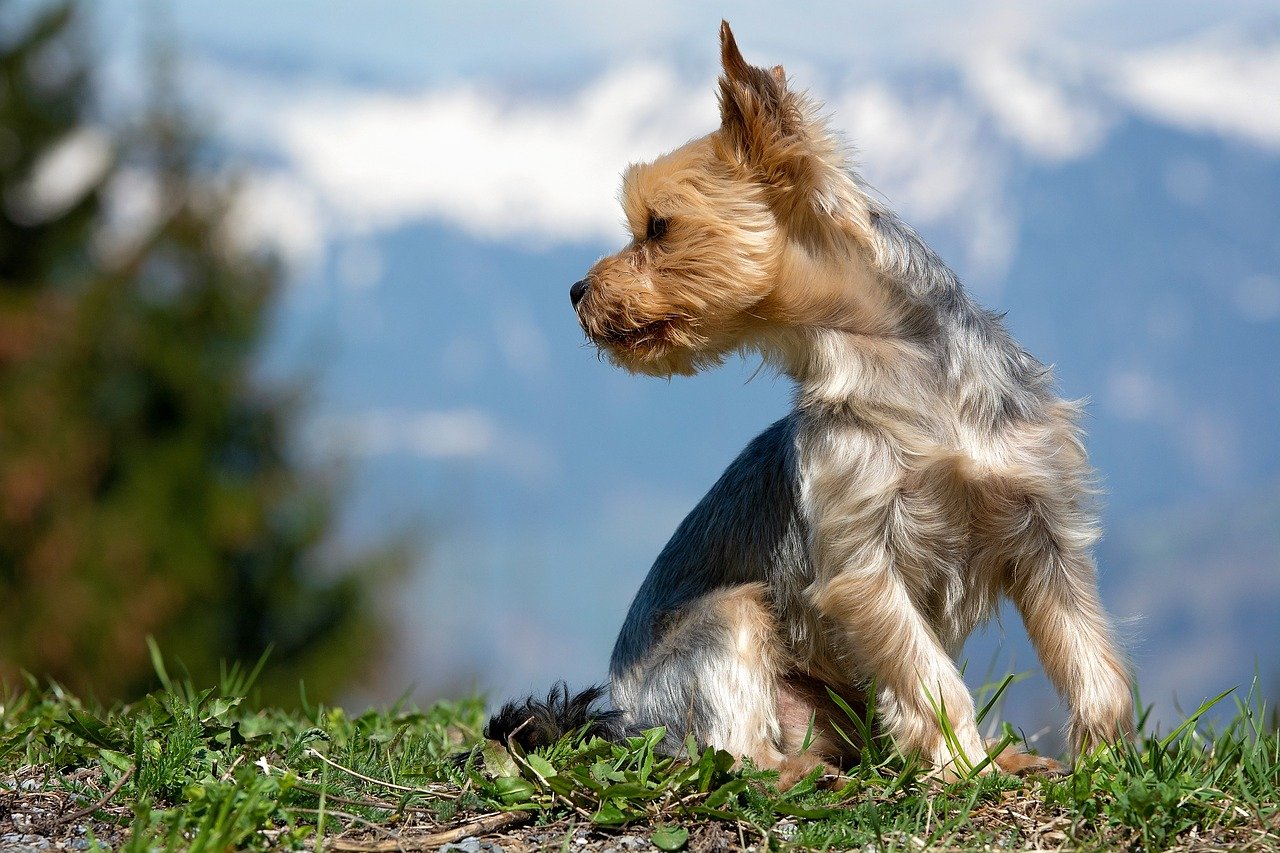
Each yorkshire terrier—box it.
[489,22,1133,784]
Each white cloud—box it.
[837,85,988,222]
[224,65,1028,281]
[309,408,555,483]
[1109,36,1280,150]
[7,127,112,225]
[273,63,713,246]
[1233,275,1280,323]
[316,408,495,459]
[963,52,1110,161]
[835,84,1016,279]
[194,21,1280,289]
[224,170,327,270]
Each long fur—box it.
[490,22,1133,783]
[485,683,626,752]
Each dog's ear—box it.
[716,22,861,231]
[717,21,796,157]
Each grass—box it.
[0,652,1277,851]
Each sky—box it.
[74,1,1280,738]
[92,1,1280,280]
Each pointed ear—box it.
[715,22,861,230]
[717,21,800,161]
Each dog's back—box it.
[609,418,809,733]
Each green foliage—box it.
[0,665,1277,850]
[0,652,489,850]
[650,824,688,850]
[0,3,402,702]
[1046,686,1280,849]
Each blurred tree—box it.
[0,2,402,703]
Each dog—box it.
[489,22,1134,784]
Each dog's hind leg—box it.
[610,582,833,787]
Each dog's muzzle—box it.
[570,278,590,308]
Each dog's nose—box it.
[570,278,590,308]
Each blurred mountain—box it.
[1104,479,1280,720]
[1002,119,1280,516]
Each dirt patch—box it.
[1,767,130,851]
[326,817,762,853]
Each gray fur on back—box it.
[609,417,810,693]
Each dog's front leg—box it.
[801,429,986,777]
[975,488,1135,754]
[809,541,986,776]
[966,408,1135,756]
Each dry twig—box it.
[327,810,532,852]
[306,748,457,800]
[56,767,134,826]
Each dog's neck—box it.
[758,239,893,331]
[754,238,937,410]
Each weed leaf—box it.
[651,825,689,850]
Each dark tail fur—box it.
[485,683,627,752]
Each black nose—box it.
[570,278,590,308]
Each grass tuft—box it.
[0,653,1276,850]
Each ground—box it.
[0,674,1276,851]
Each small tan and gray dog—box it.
[489,22,1134,785]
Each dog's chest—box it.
[786,412,1036,652]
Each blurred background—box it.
[1,1,1277,745]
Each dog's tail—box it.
[485,682,628,752]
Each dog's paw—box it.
[776,756,843,790]
[992,746,1068,777]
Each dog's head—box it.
[571,22,878,377]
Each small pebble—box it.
[439,838,504,853]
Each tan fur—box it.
[576,22,1134,782]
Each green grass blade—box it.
[146,636,173,693]
[1159,687,1235,752]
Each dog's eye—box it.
[646,216,669,242]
